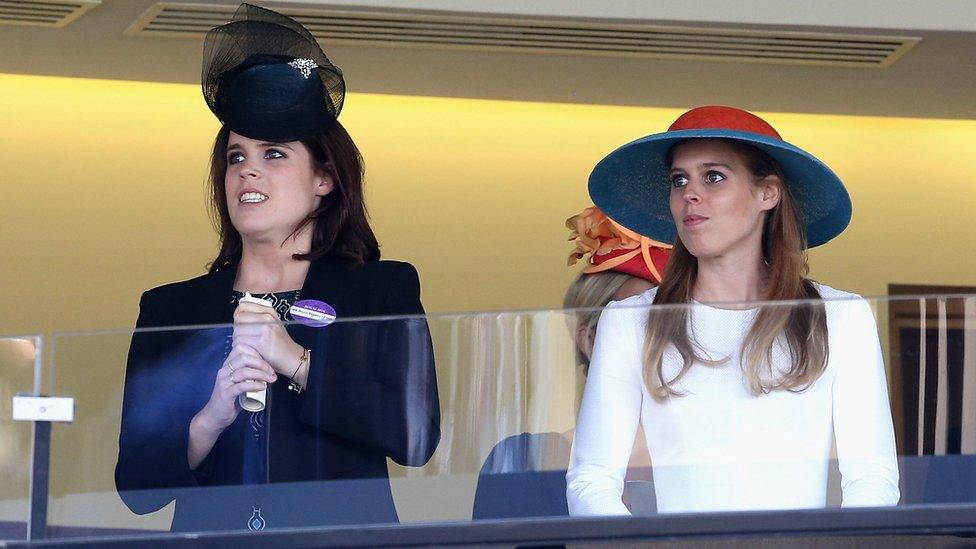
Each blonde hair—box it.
[564,270,636,374]
[644,140,829,399]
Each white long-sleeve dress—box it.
[566,284,899,515]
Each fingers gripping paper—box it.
[238,292,273,412]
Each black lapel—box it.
[298,255,349,314]
[287,255,348,345]
[193,264,238,326]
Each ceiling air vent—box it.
[0,0,99,27]
[128,3,919,69]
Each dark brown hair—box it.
[644,139,828,399]
[206,122,380,273]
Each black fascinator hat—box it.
[202,3,345,142]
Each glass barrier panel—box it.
[47,327,167,538]
[40,295,976,541]
[885,295,976,506]
[0,335,42,541]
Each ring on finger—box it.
[229,372,236,383]
[228,362,236,373]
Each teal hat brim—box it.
[587,129,852,248]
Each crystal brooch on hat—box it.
[287,58,318,79]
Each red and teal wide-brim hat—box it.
[587,106,852,249]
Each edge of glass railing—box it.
[15,294,976,541]
[4,503,976,548]
[1,335,44,542]
[37,292,976,338]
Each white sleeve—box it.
[566,301,644,516]
[831,298,900,506]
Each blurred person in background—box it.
[472,206,669,519]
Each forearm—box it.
[288,348,310,391]
[187,412,222,470]
[833,299,900,506]
[567,303,643,516]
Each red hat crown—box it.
[668,105,781,140]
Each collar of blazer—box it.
[204,254,351,323]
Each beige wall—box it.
[2,72,976,339]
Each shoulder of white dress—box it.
[812,283,881,340]
[599,287,657,331]
[811,281,862,301]
[607,286,658,309]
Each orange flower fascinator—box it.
[567,206,671,283]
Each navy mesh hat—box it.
[202,3,345,141]
[588,106,852,249]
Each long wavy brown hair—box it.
[206,122,380,273]
[644,140,828,399]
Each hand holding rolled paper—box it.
[234,292,275,411]
[196,344,276,433]
[233,292,306,411]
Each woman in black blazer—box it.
[114,4,439,532]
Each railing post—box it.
[10,337,74,540]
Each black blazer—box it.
[115,255,440,532]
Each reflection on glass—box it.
[568,296,899,515]
[33,296,976,541]
[0,336,39,541]
[114,316,439,532]
[473,206,670,519]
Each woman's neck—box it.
[235,230,313,293]
[693,248,766,305]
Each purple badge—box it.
[289,299,337,327]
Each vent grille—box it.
[128,3,919,68]
[0,0,99,27]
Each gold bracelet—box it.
[288,348,309,393]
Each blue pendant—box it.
[247,507,266,531]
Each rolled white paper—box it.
[237,292,274,412]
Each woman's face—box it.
[668,139,779,261]
[224,131,334,244]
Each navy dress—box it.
[230,290,297,514]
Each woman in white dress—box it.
[567,106,899,515]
